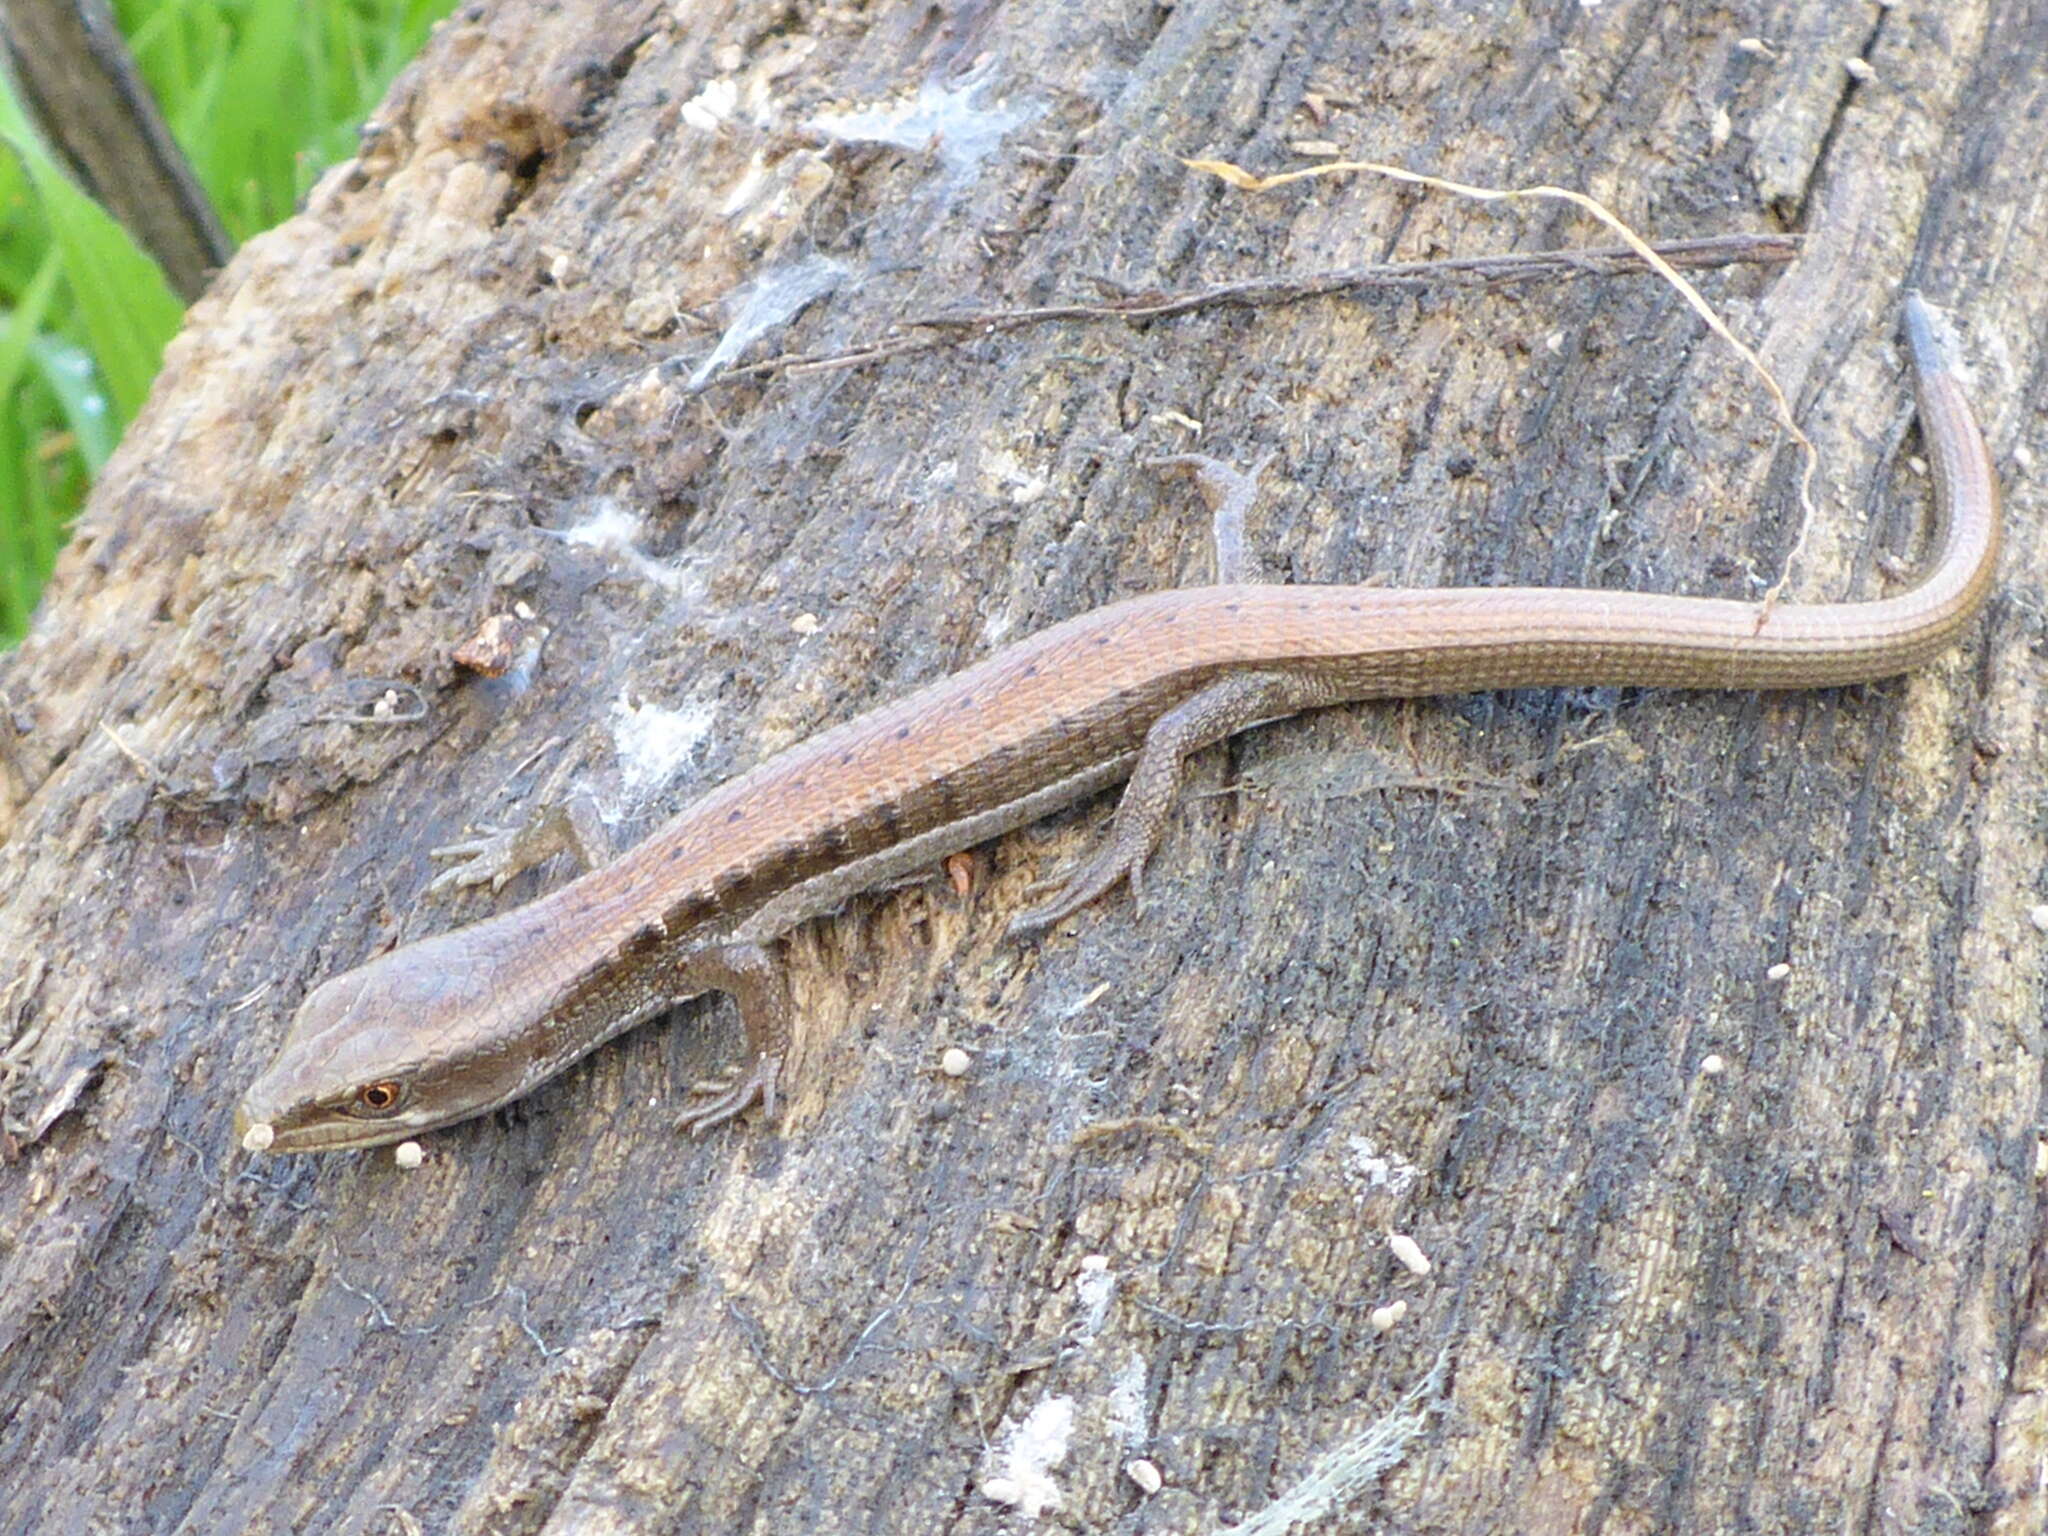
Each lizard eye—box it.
[351,1080,406,1116]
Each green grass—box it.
[0,0,458,644]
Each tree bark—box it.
[2,1,2042,1532]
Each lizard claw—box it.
[676,1054,782,1136]
[1006,844,1148,939]
[428,795,606,895]
[427,826,523,893]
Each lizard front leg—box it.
[670,941,790,1134]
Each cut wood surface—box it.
[2,1,2043,1531]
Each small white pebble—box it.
[791,612,821,635]
[2035,1140,2048,1181]
[1388,1232,1431,1276]
[1125,1459,1165,1496]
[982,1478,1024,1508]
[1371,1300,1408,1334]
[1079,1254,1110,1274]
[2013,444,2035,472]
[1766,962,1792,982]
[1844,56,1875,81]
[1700,1054,1727,1076]
[1709,105,1732,150]
[939,1046,972,1077]
[240,1121,276,1153]
[394,1141,425,1170]
[1737,36,1777,56]
[2029,904,2048,934]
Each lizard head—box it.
[235,928,541,1154]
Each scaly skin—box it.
[236,294,1999,1154]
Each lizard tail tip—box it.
[1901,291,1951,376]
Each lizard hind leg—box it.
[1006,669,1340,938]
[1146,449,1276,584]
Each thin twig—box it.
[98,721,169,786]
[707,233,1795,387]
[1182,156,1819,613]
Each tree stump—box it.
[2,1,2041,1531]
